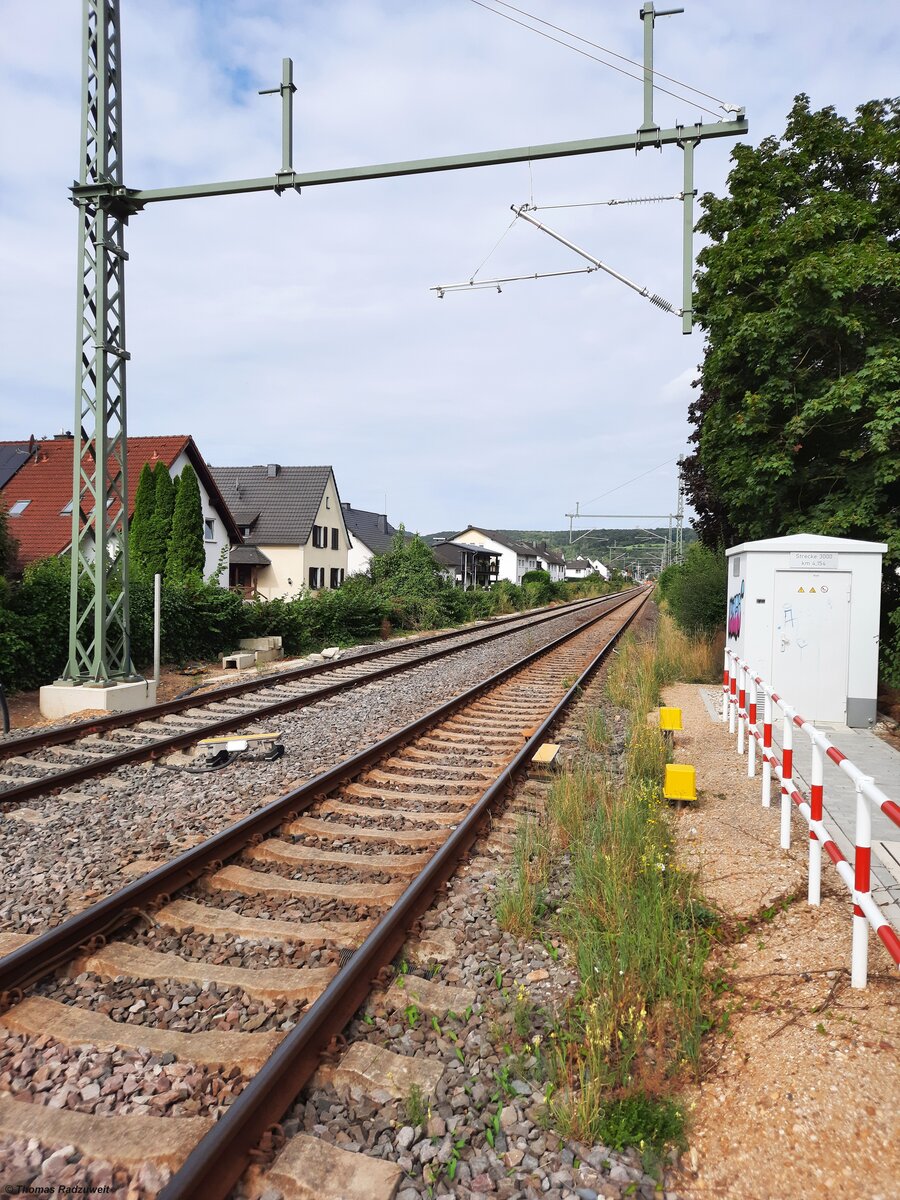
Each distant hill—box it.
[424,528,697,558]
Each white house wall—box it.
[347,538,374,577]
[251,545,303,600]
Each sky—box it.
[1,1,897,537]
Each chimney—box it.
[378,515,387,533]
[53,429,73,440]
[267,463,280,478]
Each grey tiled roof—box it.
[433,541,499,567]
[341,504,398,555]
[457,528,538,557]
[210,465,335,546]
[527,540,566,566]
[229,545,271,566]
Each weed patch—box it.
[503,612,716,1165]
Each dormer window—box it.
[9,500,30,516]
[60,500,73,515]
[241,525,252,538]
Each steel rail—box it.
[0,588,647,998]
[0,591,633,807]
[160,588,652,1199]
[0,592,617,759]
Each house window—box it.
[308,566,324,589]
[8,500,30,516]
[312,524,327,549]
[204,518,215,541]
[60,500,73,515]
[325,496,330,509]
[241,525,252,538]
[330,567,344,589]
[331,527,339,550]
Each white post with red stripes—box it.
[722,655,900,988]
[722,648,729,723]
[736,662,746,756]
[852,776,874,989]
[747,678,757,777]
[808,735,824,906]
[761,690,772,807]
[780,708,793,850]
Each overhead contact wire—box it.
[488,0,731,107]
[467,0,724,119]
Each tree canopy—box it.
[682,94,900,672]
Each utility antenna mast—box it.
[57,0,746,701]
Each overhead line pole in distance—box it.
[62,0,746,694]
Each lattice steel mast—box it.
[62,0,133,686]
[61,0,746,690]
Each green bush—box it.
[0,556,87,691]
[521,568,556,607]
[370,530,466,631]
[459,589,497,620]
[664,543,727,636]
[490,579,526,613]
[129,575,247,666]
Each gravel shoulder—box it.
[664,682,899,1200]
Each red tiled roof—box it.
[0,435,217,567]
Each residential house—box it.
[450,528,538,585]
[432,541,500,589]
[529,540,567,582]
[588,558,610,581]
[341,504,399,575]
[564,557,596,581]
[0,434,240,578]
[211,464,349,599]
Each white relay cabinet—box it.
[724,533,886,727]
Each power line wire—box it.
[490,0,730,107]
[581,456,678,506]
[467,0,724,119]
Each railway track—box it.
[0,585,650,1198]
[0,591,629,808]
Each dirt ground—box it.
[664,682,898,1200]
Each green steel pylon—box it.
[63,0,134,685]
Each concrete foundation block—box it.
[40,679,158,720]
[239,636,283,652]
[253,647,282,665]
[222,651,255,670]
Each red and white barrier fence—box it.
[723,648,900,988]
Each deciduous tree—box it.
[682,95,900,672]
